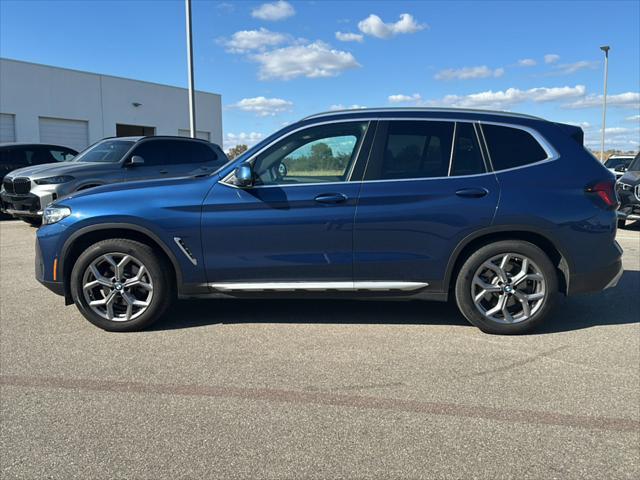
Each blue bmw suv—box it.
[35,108,623,334]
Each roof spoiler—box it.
[554,122,584,146]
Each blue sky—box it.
[1,0,639,151]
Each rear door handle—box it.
[314,193,348,204]
[159,170,169,174]
[455,187,489,198]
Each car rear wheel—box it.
[454,240,558,334]
[70,239,173,331]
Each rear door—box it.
[353,120,499,290]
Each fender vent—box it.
[174,237,197,266]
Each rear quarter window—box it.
[482,124,549,171]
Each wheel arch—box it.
[445,227,571,296]
[59,223,183,301]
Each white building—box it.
[0,58,222,152]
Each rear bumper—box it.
[568,257,623,295]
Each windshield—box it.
[628,154,640,172]
[71,139,134,163]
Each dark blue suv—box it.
[35,108,623,334]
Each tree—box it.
[227,144,248,160]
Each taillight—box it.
[585,180,619,209]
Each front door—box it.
[201,121,373,287]
[354,120,500,291]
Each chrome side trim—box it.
[173,237,197,266]
[218,117,559,189]
[208,281,429,292]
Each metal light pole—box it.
[599,45,610,162]
[185,0,196,138]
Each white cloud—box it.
[250,41,360,80]
[251,1,295,21]
[435,66,505,81]
[224,132,265,150]
[427,85,586,109]
[357,13,426,39]
[544,54,560,64]
[563,92,640,109]
[549,60,599,75]
[518,58,537,67]
[229,96,293,116]
[329,104,367,110]
[388,93,422,104]
[221,28,288,53]
[335,31,364,43]
[626,114,640,122]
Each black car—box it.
[0,143,77,181]
[616,152,640,228]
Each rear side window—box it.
[173,142,218,164]
[370,121,454,180]
[482,124,548,171]
[450,123,485,176]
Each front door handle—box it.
[455,187,489,198]
[159,170,169,174]
[314,193,348,204]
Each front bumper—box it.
[0,192,42,216]
[35,234,66,297]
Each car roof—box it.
[607,154,635,158]
[302,107,547,122]
[0,142,78,150]
[101,135,213,144]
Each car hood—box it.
[60,174,217,202]
[619,170,640,184]
[6,162,115,179]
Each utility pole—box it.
[185,0,196,138]
[599,45,610,162]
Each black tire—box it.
[454,240,558,335]
[70,238,174,331]
[617,218,626,229]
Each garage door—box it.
[178,129,211,141]
[0,113,16,142]
[39,117,89,151]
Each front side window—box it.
[366,121,455,180]
[252,122,368,186]
[482,124,549,171]
[72,140,134,163]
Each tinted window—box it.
[72,140,134,163]
[31,147,57,165]
[130,141,172,166]
[252,122,368,186]
[368,121,454,180]
[49,148,75,162]
[174,142,218,164]
[482,124,548,171]
[629,154,640,172]
[450,123,485,176]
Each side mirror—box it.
[234,162,254,188]
[126,155,145,167]
[615,165,627,172]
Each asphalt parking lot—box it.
[0,219,638,479]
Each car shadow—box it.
[151,270,639,334]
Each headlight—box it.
[35,175,75,185]
[43,206,72,225]
[617,182,633,191]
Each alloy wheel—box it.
[82,253,153,322]
[471,253,546,324]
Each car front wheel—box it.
[455,240,558,334]
[70,238,173,331]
